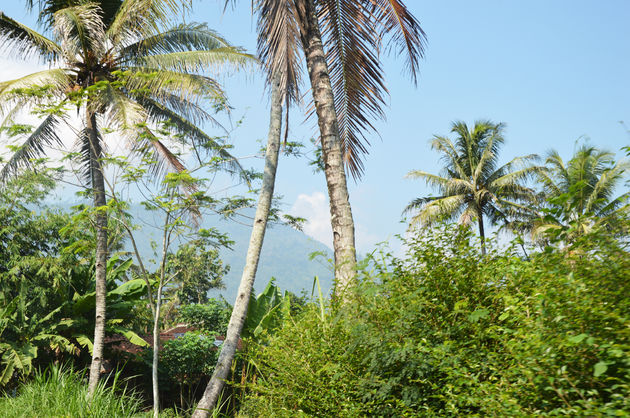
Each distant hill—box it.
[52,202,334,302]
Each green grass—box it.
[0,366,145,418]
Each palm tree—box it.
[192,2,426,415]
[534,146,629,241]
[251,0,426,292]
[404,120,543,255]
[0,0,253,395]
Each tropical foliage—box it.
[534,145,629,241]
[241,225,630,416]
[405,120,543,253]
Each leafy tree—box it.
[404,120,543,254]
[534,146,629,241]
[168,240,229,305]
[177,301,231,336]
[0,0,252,393]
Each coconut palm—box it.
[404,120,543,255]
[0,0,253,395]
[534,146,630,241]
[192,2,426,415]
[250,0,426,291]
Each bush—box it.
[240,226,630,416]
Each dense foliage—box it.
[241,225,629,416]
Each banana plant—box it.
[242,279,291,341]
[70,254,150,351]
[0,288,77,386]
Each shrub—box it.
[240,226,630,416]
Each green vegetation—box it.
[0,1,628,416]
[240,224,630,416]
[0,366,144,417]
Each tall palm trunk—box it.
[477,211,486,256]
[192,76,283,418]
[296,0,357,294]
[87,111,108,396]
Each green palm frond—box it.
[135,96,248,183]
[489,164,545,190]
[584,160,629,214]
[405,169,472,195]
[107,0,182,43]
[408,194,467,227]
[124,68,226,105]
[0,12,61,61]
[136,48,256,74]
[119,23,233,62]
[53,3,107,60]
[0,113,64,184]
[430,135,468,179]
[98,84,146,130]
[0,69,70,111]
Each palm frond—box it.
[131,126,186,180]
[256,0,303,107]
[407,194,467,227]
[0,113,64,184]
[318,0,387,178]
[584,160,629,213]
[368,0,426,83]
[119,23,232,62]
[0,69,70,113]
[53,2,107,61]
[123,68,226,105]
[0,12,61,61]
[317,0,425,178]
[489,164,545,190]
[135,49,256,74]
[406,169,472,195]
[97,83,146,130]
[107,0,182,44]
[430,135,468,179]
[135,95,249,183]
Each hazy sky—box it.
[1,1,629,253]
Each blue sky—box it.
[1,1,629,253]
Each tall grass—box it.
[0,365,144,417]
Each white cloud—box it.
[289,191,384,254]
[289,191,333,249]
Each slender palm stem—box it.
[87,110,108,397]
[192,74,284,418]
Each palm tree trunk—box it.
[87,111,108,396]
[152,277,164,417]
[192,75,283,418]
[296,0,357,294]
[478,212,486,256]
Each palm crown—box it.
[534,146,630,239]
[0,0,254,182]
[405,120,543,254]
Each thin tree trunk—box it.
[152,211,171,417]
[478,212,486,256]
[87,111,108,396]
[296,0,357,295]
[152,281,163,417]
[192,75,283,418]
